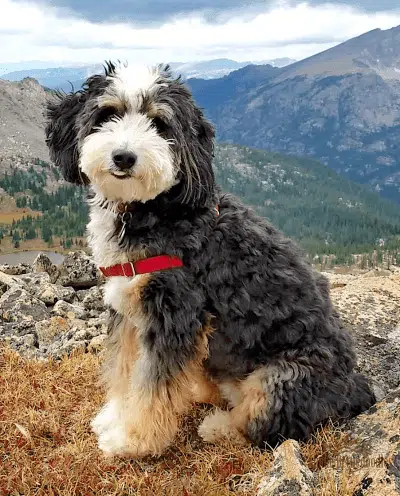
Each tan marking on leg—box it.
[120,323,215,457]
[189,322,224,406]
[101,315,139,398]
[199,368,269,446]
[94,316,217,457]
[191,372,223,405]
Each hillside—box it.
[214,144,400,259]
[188,25,400,203]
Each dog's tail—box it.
[348,373,376,417]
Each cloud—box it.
[1,0,400,66]
[12,0,400,24]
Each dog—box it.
[45,61,375,457]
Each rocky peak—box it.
[0,76,48,161]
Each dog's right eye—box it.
[95,106,117,126]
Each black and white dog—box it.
[45,61,375,458]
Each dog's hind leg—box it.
[199,360,375,449]
[198,369,268,447]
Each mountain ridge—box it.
[0,57,296,91]
[188,24,400,203]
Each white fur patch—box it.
[91,401,128,457]
[106,63,163,113]
[198,409,248,446]
[91,399,122,437]
[80,111,176,203]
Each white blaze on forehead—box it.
[105,63,163,112]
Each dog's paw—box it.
[198,409,248,446]
[91,400,121,436]
[97,427,157,458]
[92,403,158,458]
[97,423,128,457]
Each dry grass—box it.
[0,210,42,224]
[0,346,354,496]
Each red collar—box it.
[99,255,184,278]
[99,204,219,278]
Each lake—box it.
[0,251,64,265]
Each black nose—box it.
[112,150,137,170]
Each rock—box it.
[36,283,76,306]
[320,388,400,495]
[75,289,89,302]
[328,273,400,336]
[0,320,36,338]
[325,272,400,395]
[388,327,400,345]
[1,333,39,359]
[257,440,315,495]
[0,270,24,296]
[82,285,104,311]
[32,253,60,283]
[88,334,107,353]
[18,272,51,287]
[53,338,87,358]
[35,316,71,346]
[52,300,87,320]
[0,287,49,323]
[0,263,32,275]
[58,251,99,289]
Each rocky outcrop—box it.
[0,253,107,359]
[257,389,400,495]
[257,440,315,495]
[324,269,400,399]
[320,387,400,495]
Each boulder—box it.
[58,251,100,289]
[52,300,87,320]
[32,252,60,283]
[0,263,32,275]
[0,287,49,323]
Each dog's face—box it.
[45,62,215,206]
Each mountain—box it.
[1,77,400,260]
[188,25,400,203]
[0,65,104,93]
[0,57,297,91]
[0,77,49,164]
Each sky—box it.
[1,0,400,68]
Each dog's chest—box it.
[87,204,143,313]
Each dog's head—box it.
[45,62,215,207]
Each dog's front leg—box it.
[92,272,207,458]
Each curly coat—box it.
[45,62,375,457]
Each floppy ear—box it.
[45,91,89,185]
[179,106,216,207]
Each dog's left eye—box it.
[152,117,167,134]
[95,106,117,126]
